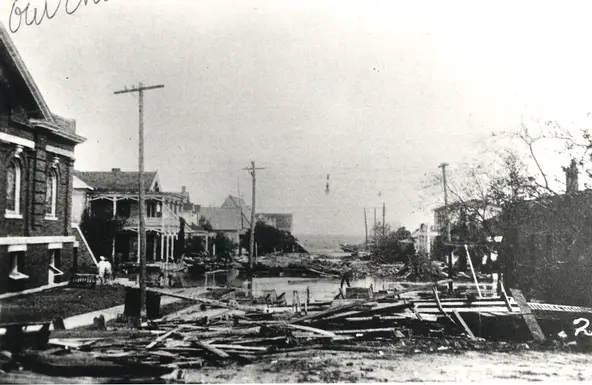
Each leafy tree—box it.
[213,232,236,267]
[371,224,415,263]
[422,120,592,305]
[240,221,302,255]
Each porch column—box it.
[111,196,117,258]
[205,234,209,254]
[171,234,176,260]
[160,232,165,260]
[152,232,157,261]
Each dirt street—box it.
[186,350,592,383]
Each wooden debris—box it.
[452,311,476,340]
[509,288,546,342]
[190,339,230,358]
[146,326,184,350]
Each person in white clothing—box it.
[97,256,111,284]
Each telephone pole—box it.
[244,161,265,277]
[439,162,453,291]
[373,208,377,240]
[114,82,164,320]
[382,202,386,238]
[364,208,368,249]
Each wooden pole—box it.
[244,162,264,295]
[439,162,453,292]
[373,208,377,239]
[364,208,368,249]
[382,201,385,237]
[114,82,164,319]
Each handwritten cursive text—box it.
[9,0,109,33]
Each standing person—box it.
[97,256,108,284]
[340,262,353,289]
[104,257,113,283]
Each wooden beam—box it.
[146,326,184,350]
[509,288,546,342]
[190,340,230,358]
[452,310,476,340]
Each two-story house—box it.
[74,169,188,264]
[0,25,86,295]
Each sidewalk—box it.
[3,283,210,334]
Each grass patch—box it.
[0,285,126,324]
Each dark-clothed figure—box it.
[341,263,353,289]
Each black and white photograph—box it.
[1,0,592,383]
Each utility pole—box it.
[439,162,453,292]
[237,177,243,256]
[364,208,368,249]
[382,202,386,238]
[373,208,377,241]
[114,82,164,320]
[244,161,265,279]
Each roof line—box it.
[0,23,53,122]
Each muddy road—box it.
[186,349,592,383]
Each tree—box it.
[240,221,302,255]
[371,224,415,263]
[422,119,592,305]
[213,232,236,267]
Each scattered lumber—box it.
[293,279,452,324]
[146,326,184,350]
[190,340,230,358]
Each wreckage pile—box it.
[3,279,590,381]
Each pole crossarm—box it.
[114,84,164,95]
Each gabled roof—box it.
[74,169,159,193]
[200,207,243,231]
[0,23,84,143]
[73,175,93,190]
[221,195,251,228]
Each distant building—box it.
[199,206,245,246]
[0,25,87,295]
[221,195,251,230]
[256,213,293,233]
[410,223,438,255]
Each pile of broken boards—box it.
[2,280,494,381]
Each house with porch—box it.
[0,24,87,295]
[74,169,190,264]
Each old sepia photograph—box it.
[0,0,592,383]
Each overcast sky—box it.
[3,0,592,236]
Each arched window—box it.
[45,169,58,218]
[6,159,21,216]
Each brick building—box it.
[0,25,86,295]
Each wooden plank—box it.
[509,288,546,342]
[332,327,400,335]
[499,281,514,312]
[284,323,337,338]
[190,340,230,358]
[143,286,265,313]
[210,344,268,352]
[452,310,476,340]
[146,326,184,350]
